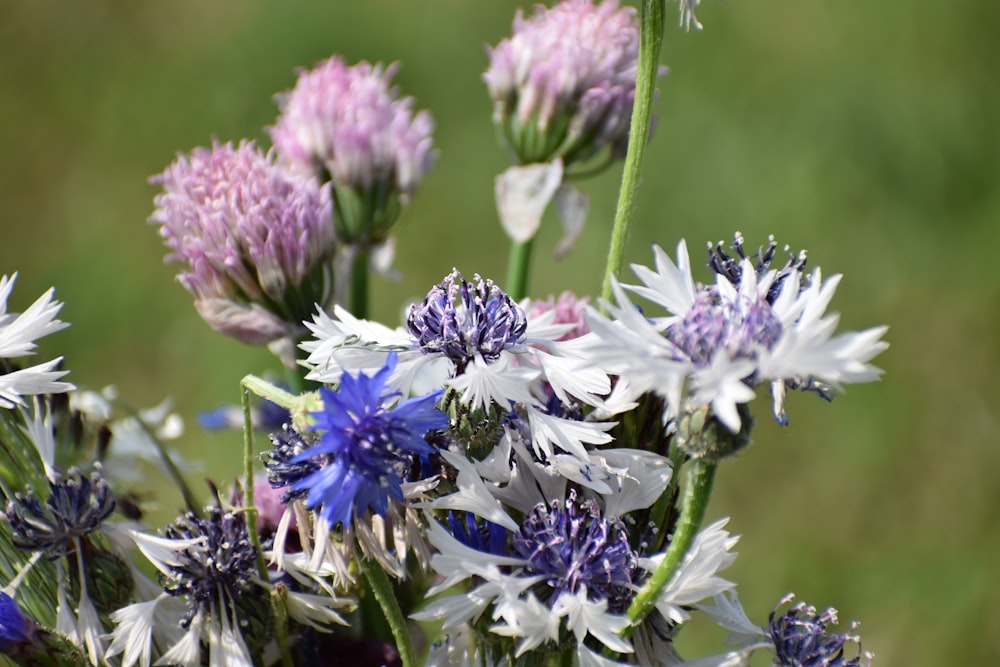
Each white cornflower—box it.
[0,273,73,408]
[586,233,889,433]
[302,270,616,462]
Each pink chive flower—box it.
[150,139,336,346]
[268,56,435,245]
[484,0,640,166]
[526,291,591,341]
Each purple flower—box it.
[484,0,641,166]
[6,466,115,557]
[291,352,448,529]
[514,492,637,612]
[162,505,260,628]
[407,270,527,373]
[269,57,435,245]
[150,139,336,345]
[768,594,870,667]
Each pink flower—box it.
[485,0,639,165]
[526,291,591,341]
[150,140,336,345]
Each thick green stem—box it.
[624,458,716,633]
[362,560,415,667]
[349,245,371,319]
[600,0,666,307]
[506,237,535,301]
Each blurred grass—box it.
[1,1,998,664]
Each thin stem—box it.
[600,0,666,308]
[349,244,371,319]
[506,237,535,301]
[241,380,272,585]
[624,457,716,633]
[362,559,415,667]
[111,399,201,515]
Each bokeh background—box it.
[2,0,997,664]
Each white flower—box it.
[586,235,889,432]
[0,273,72,408]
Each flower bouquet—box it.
[0,1,888,666]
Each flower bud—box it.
[269,57,435,247]
[484,0,640,167]
[675,403,753,461]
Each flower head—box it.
[6,467,115,557]
[162,506,260,629]
[513,493,637,612]
[0,274,73,409]
[525,292,591,341]
[290,352,448,529]
[269,56,435,245]
[407,270,528,373]
[150,139,336,346]
[485,0,640,166]
[0,592,37,655]
[769,595,871,667]
[587,234,889,433]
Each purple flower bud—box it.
[150,140,336,345]
[484,0,641,166]
[269,57,435,245]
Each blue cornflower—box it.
[0,592,36,655]
[291,352,448,529]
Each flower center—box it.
[513,493,636,611]
[6,467,115,557]
[768,595,867,667]
[666,289,783,367]
[163,507,258,627]
[407,270,526,372]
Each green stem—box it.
[506,237,535,301]
[241,380,273,586]
[111,400,201,515]
[362,560,415,667]
[242,374,299,411]
[349,245,371,319]
[624,458,716,633]
[600,0,666,307]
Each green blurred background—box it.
[1,0,997,663]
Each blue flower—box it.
[292,352,448,529]
[0,592,36,655]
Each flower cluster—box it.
[0,2,887,666]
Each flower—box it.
[525,292,591,341]
[0,273,73,409]
[161,506,262,631]
[586,233,889,434]
[415,439,737,660]
[289,351,448,530]
[269,56,435,245]
[0,592,37,655]
[408,270,528,373]
[688,591,874,667]
[5,467,116,557]
[149,139,336,347]
[302,271,615,461]
[484,0,640,166]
